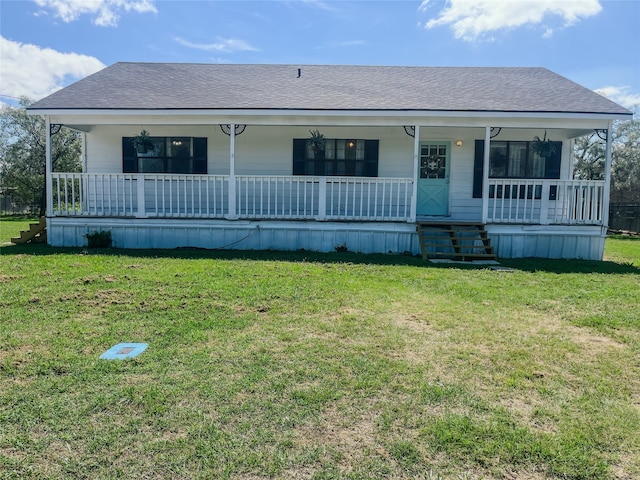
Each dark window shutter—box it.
[292,139,307,175]
[544,142,562,179]
[473,140,485,198]
[364,140,379,177]
[122,137,137,173]
[193,137,207,174]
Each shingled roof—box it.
[29,63,630,116]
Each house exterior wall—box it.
[86,125,229,174]
[85,125,576,223]
[47,217,421,254]
[87,125,418,177]
[47,217,606,260]
[486,224,606,259]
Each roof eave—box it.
[26,107,633,120]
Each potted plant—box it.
[131,129,154,154]
[531,130,557,158]
[308,129,326,152]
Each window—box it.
[473,140,561,198]
[292,139,379,176]
[123,137,207,174]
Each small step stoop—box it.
[417,222,496,261]
[10,217,47,245]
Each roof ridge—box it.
[111,62,550,70]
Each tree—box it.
[573,132,606,180]
[610,116,640,202]
[573,111,640,202]
[0,97,82,216]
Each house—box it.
[27,63,632,259]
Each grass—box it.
[0,215,35,246]
[0,219,639,479]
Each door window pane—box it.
[420,144,447,179]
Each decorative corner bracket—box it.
[403,126,415,138]
[220,124,247,136]
[490,127,502,139]
[595,129,608,141]
[49,124,62,136]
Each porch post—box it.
[568,138,575,179]
[228,123,237,219]
[45,115,53,217]
[81,132,87,172]
[602,120,614,227]
[409,125,420,222]
[481,126,491,224]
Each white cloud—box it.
[0,36,105,101]
[300,0,339,12]
[334,40,366,47]
[278,0,339,13]
[595,86,640,111]
[34,0,157,27]
[419,0,602,41]
[175,37,259,54]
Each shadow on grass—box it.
[500,257,640,275]
[1,242,639,275]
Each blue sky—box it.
[1,0,639,109]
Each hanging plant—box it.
[131,129,155,154]
[531,130,557,158]
[308,129,326,152]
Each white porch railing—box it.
[324,176,412,221]
[51,173,413,222]
[236,175,318,219]
[51,173,229,218]
[487,179,605,225]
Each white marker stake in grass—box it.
[100,343,148,360]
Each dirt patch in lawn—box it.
[0,274,25,282]
[293,404,379,463]
[568,327,625,352]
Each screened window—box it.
[123,137,207,174]
[487,141,555,179]
[292,139,379,177]
[473,140,561,198]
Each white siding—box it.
[86,125,229,174]
[84,125,579,224]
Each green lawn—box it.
[0,216,36,246]
[0,223,639,479]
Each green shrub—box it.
[84,230,112,248]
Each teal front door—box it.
[417,142,450,216]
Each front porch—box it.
[51,172,605,227]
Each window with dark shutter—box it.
[292,138,379,177]
[473,140,561,198]
[122,137,207,174]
